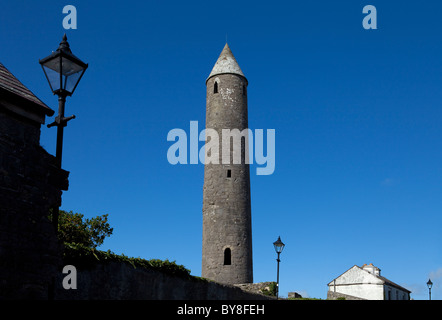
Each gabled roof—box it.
[328,265,411,293]
[0,62,54,116]
[376,274,411,293]
[206,43,247,83]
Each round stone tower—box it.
[202,43,253,284]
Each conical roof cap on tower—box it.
[206,43,247,83]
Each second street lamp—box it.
[39,34,88,233]
[273,236,285,299]
[427,279,433,300]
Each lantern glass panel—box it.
[273,237,285,254]
[41,54,86,95]
[42,64,61,92]
[427,279,433,289]
[63,67,84,93]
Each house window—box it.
[224,248,231,265]
[214,82,218,94]
[226,169,231,178]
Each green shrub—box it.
[50,210,113,248]
[261,282,277,296]
[55,209,192,280]
[62,242,192,279]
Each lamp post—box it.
[427,279,433,300]
[273,236,285,299]
[39,34,88,233]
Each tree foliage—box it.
[52,210,192,280]
[51,210,113,248]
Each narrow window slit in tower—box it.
[243,84,246,96]
[224,248,231,265]
[214,81,218,94]
[226,169,231,178]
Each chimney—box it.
[362,263,380,276]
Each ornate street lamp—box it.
[427,279,433,300]
[273,236,285,299]
[39,34,88,232]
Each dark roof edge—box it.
[0,62,54,117]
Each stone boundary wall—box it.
[235,282,276,297]
[327,291,367,300]
[54,261,273,300]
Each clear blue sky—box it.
[1,0,441,300]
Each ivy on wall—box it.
[62,242,193,280]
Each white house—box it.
[327,264,411,300]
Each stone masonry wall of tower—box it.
[202,44,253,285]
